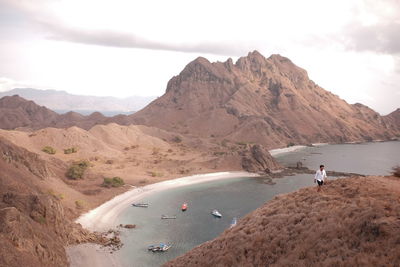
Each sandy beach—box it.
[67,171,257,267]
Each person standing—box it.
[314,164,327,192]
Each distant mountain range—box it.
[0,88,156,115]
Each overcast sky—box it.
[0,0,399,114]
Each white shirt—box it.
[315,169,327,181]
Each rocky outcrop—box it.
[0,136,51,179]
[164,176,400,267]
[241,144,281,173]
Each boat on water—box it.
[230,217,237,228]
[132,203,149,208]
[181,203,188,211]
[148,243,171,252]
[161,215,177,219]
[211,209,222,218]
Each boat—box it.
[161,215,177,219]
[230,217,237,228]
[181,203,188,211]
[147,243,171,252]
[211,209,222,218]
[132,203,149,208]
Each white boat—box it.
[230,217,237,228]
[211,209,222,218]
[148,243,171,252]
[161,215,177,219]
[132,203,149,207]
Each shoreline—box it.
[68,171,258,267]
[76,171,258,231]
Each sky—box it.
[0,0,399,114]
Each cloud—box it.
[1,0,252,56]
[41,22,249,56]
[340,0,400,55]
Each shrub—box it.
[213,151,227,156]
[148,171,163,177]
[64,147,78,154]
[287,142,295,147]
[102,177,125,188]
[75,200,84,209]
[172,136,182,143]
[221,139,229,147]
[152,147,160,155]
[66,160,89,179]
[392,166,400,178]
[42,146,56,154]
[139,178,148,184]
[236,141,247,146]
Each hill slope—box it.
[0,95,112,130]
[0,137,102,267]
[165,176,400,267]
[131,51,400,148]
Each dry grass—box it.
[165,176,400,267]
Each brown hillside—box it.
[130,51,400,148]
[0,137,103,267]
[165,176,400,267]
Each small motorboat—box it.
[132,203,149,208]
[181,203,188,211]
[148,243,171,252]
[211,209,222,218]
[230,217,237,228]
[161,215,177,219]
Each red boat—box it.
[181,203,188,211]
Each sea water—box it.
[114,141,400,267]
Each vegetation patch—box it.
[75,200,85,209]
[287,142,295,147]
[102,177,125,188]
[148,171,163,177]
[66,160,89,179]
[64,147,78,154]
[42,146,56,154]
[172,136,182,143]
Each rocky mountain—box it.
[130,51,400,148]
[0,88,155,115]
[165,176,400,266]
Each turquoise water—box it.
[113,141,400,267]
[274,141,400,175]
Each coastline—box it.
[269,145,307,156]
[67,171,258,267]
[76,171,258,231]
